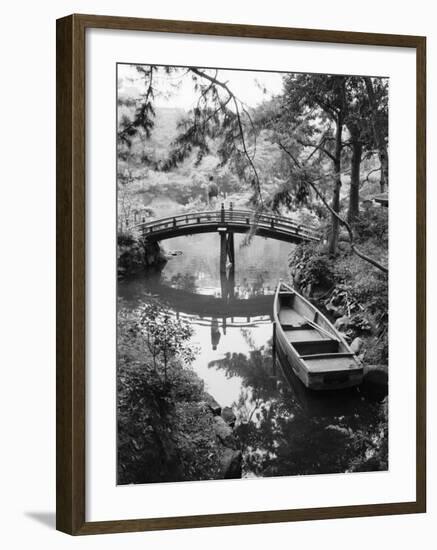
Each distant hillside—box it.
[128,106,186,162]
[149,107,186,156]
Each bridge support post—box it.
[227,231,235,265]
[220,232,227,274]
[219,231,235,273]
[219,231,236,300]
[272,322,277,376]
[227,265,235,299]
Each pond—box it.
[119,232,387,478]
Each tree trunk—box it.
[379,150,388,193]
[329,111,344,255]
[329,179,341,255]
[276,140,389,274]
[348,140,362,224]
[364,77,388,191]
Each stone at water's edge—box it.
[350,337,364,354]
[334,315,351,331]
[212,413,242,479]
[362,365,388,401]
[363,364,388,379]
[221,448,242,479]
[213,416,238,450]
[117,236,167,278]
[144,240,167,267]
[204,398,242,479]
[203,393,221,416]
[221,406,236,427]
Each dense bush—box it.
[117,235,167,278]
[353,206,388,246]
[348,398,388,472]
[117,301,222,484]
[173,402,222,481]
[334,254,388,317]
[290,242,335,290]
[290,208,388,365]
[117,234,145,277]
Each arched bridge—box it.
[133,208,320,244]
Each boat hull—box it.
[273,283,363,390]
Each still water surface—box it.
[119,232,387,478]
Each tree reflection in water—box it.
[209,334,388,478]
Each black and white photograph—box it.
[0,0,431,543]
[116,63,389,485]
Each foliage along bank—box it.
[117,300,242,484]
[117,232,167,279]
[290,204,388,374]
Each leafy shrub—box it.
[174,402,222,481]
[117,301,222,485]
[290,243,335,289]
[364,333,388,365]
[348,400,388,472]
[353,207,388,246]
[117,232,136,247]
[117,235,145,277]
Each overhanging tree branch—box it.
[118,65,156,143]
[232,98,263,205]
[362,166,382,185]
[277,141,388,274]
[301,134,336,162]
[189,67,263,205]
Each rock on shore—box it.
[221,448,242,479]
[117,235,167,278]
[205,395,242,479]
[362,364,388,401]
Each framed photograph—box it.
[56,14,426,535]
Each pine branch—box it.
[189,67,263,205]
[232,98,263,206]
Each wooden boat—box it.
[273,282,363,390]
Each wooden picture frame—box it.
[56,13,426,535]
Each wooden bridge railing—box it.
[132,208,320,242]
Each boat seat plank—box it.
[302,355,361,373]
[301,352,354,359]
[284,328,327,342]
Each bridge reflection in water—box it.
[140,280,274,351]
